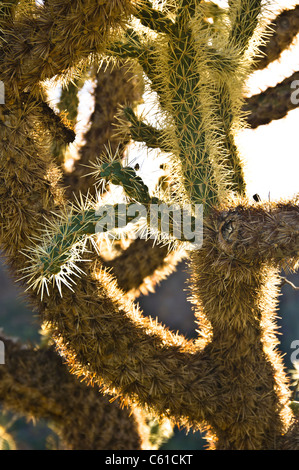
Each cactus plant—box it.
[1,0,299,450]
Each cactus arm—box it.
[133,0,175,34]
[0,90,219,430]
[228,0,262,51]
[188,199,299,448]
[107,39,143,61]
[95,161,152,204]
[0,0,134,95]
[40,257,219,430]
[22,202,153,297]
[109,32,160,94]
[254,5,299,71]
[104,238,187,297]
[244,71,299,129]
[279,417,299,449]
[122,106,171,152]
[52,79,80,166]
[108,29,167,104]
[166,30,220,208]
[39,200,299,443]
[190,240,292,449]
[0,335,145,450]
[212,83,247,196]
[64,61,144,200]
[57,81,81,126]
[289,402,299,416]
[0,339,63,424]
[23,90,76,151]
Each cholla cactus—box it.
[1,0,299,450]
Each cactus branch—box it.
[63,61,143,199]
[190,220,293,448]
[122,106,171,152]
[57,80,81,126]
[0,0,135,94]
[165,24,220,207]
[94,160,152,203]
[279,417,299,450]
[104,238,187,297]
[254,5,299,71]
[109,33,159,91]
[24,193,199,298]
[134,0,175,34]
[0,335,145,450]
[212,83,247,196]
[244,71,299,129]
[206,199,299,267]
[40,256,219,431]
[24,90,76,150]
[38,199,299,446]
[228,0,262,51]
